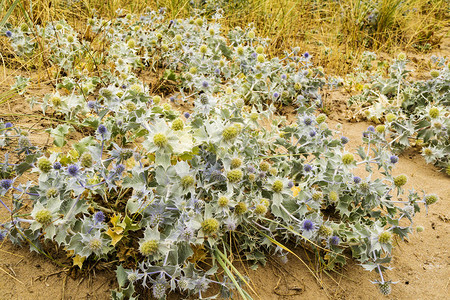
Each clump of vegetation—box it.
[349,54,449,173]
[0,10,440,299]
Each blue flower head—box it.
[341,136,349,144]
[287,181,294,188]
[304,164,312,172]
[0,179,13,190]
[309,130,316,137]
[273,92,280,99]
[87,101,96,109]
[94,211,105,223]
[251,52,257,59]
[53,162,62,170]
[304,117,313,126]
[367,125,375,132]
[202,81,209,88]
[281,74,287,80]
[303,52,310,58]
[353,176,362,184]
[302,219,314,231]
[115,164,125,174]
[390,155,399,164]
[5,122,13,128]
[5,31,12,38]
[98,124,107,135]
[68,164,80,177]
[184,112,190,118]
[330,235,340,245]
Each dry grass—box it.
[1,0,449,74]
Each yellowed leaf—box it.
[106,228,124,246]
[73,255,85,269]
[291,186,301,197]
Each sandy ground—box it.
[1,40,449,299]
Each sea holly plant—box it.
[0,11,439,299]
[349,54,450,174]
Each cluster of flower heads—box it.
[350,53,450,174]
[5,7,325,116]
[0,10,439,299]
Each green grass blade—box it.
[215,248,258,297]
[214,250,253,300]
[0,0,21,28]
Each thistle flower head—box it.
[316,113,326,124]
[153,133,168,148]
[37,158,52,173]
[393,174,407,187]
[234,202,247,215]
[67,164,80,177]
[53,162,62,170]
[303,117,313,126]
[259,161,270,172]
[390,155,399,164]
[87,101,96,109]
[181,175,195,188]
[35,209,52,224]
[378,282,391,295]
[152,281,167,299]
[97,124,107,135]
[342,153,354,165]
[304,164,312,172]
[201,218,219,234]
[254,204,267,215]
[378,231,392,244]
[272,180,283,192]
[353,176,362,184]
[330,235,340,245]
[222,125,240,141]
[430,69,440,78]
[88,238,103,251]
[230,157,243,169]
[318,225,333,237]
[302,219,314,231]
[94,211,105,223]
[425,194,438,205]
[341,136,349,144]
[385,113,396,122]
[227,169,243,183]
[115,164,125,174]
[46,188,58,198]
[429,107,439,118]
[0,179,12,190]
[218,196,229,207]
[329,191,339,202]
[375,125,385,134]
[80,152,93,168]
[5,122,13,128]
[139,239,159,256]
